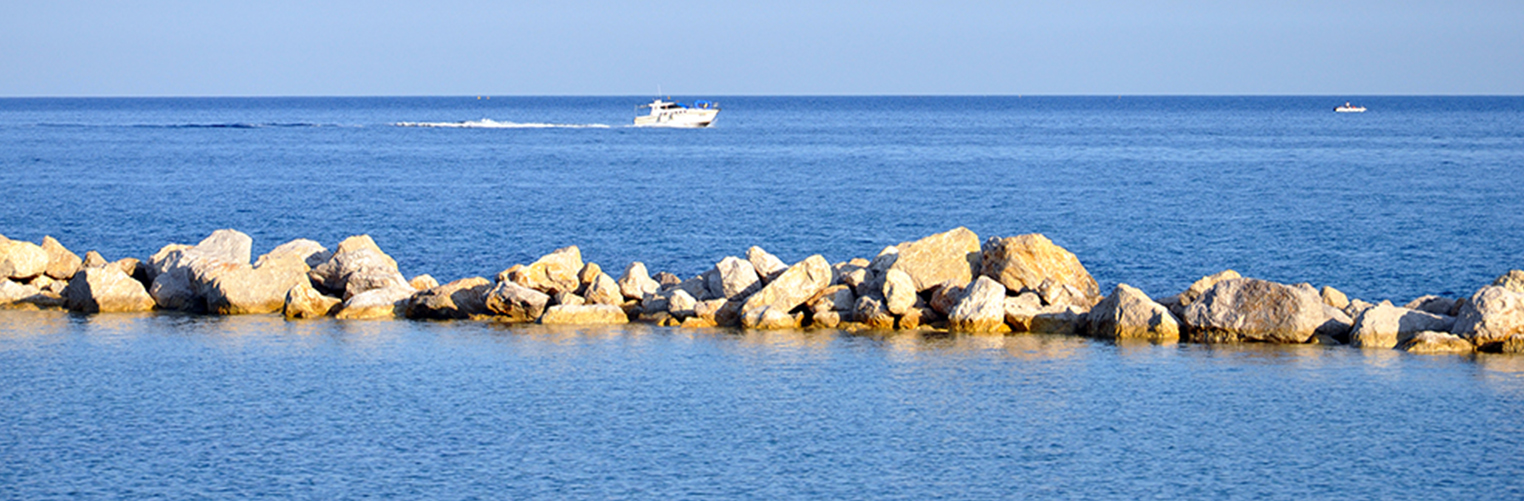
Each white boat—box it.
[1335,102,1366,113]
[634,98,719,127]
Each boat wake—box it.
[393,119,610,129]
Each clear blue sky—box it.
[3,0,1520,96]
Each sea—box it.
[1,96,1522,498]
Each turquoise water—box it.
[2,97,1524,498]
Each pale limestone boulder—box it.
[1085,283,1180,342]
[882,268,917,315]
[1321,286,1350,310]
[554,292,585,307]
[812,310,843,329]
[41,236,82,280]
[1495,270,1524,294]
[929,280,967,316]
[334,285,414,320]
[949,276,1009,334]
[705,256,762,300]
[484,281,550,323]
[203,255,312,315]
[654,272,682,290]
[898,303,936,330]
[1404,295,1458,316]
[743,305,803,330]
[145,243,194,283]
[260,239,331,268]
[1030,305,1088,334]
[1170,269,1242,318]
[681,316,720,328]
[63,266,155,313]
[691,298,732,324]
[676,276,710,301]
[617,262,660,301]
[853,296,896,329]
[405,277,492,319]
[308,235,401,296]
[1398,331,1475,354]
[668,289,698,318]
[1317,305,1355,341]
[0,239,49,280]
[807,284,855,314]
[81,250,108,269]
[584,273,622,305]
[1344,298,1378,319]
[577,262,603,293]
[1182,278,1326,343]
[853,247,900,298]
[504,245,581,294]
[886,227,982,292]
[832,260,867,287]
[1451,286,1524,351]
[740,255,832,323]
[148,230,255,311]
[746,246,788,283]
[539,304,628,325]
[1003,292,1045,330]
[1349,303,1456,349]
[283,281,341,319]
[409,274,439,291]
[979,233,1099,307]
[0,279,40,307]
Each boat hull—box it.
[634,109,718,127]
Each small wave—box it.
[393,119,610,129]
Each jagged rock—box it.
[203,255,311,315]
[853,296,896,329]
[812,310,843,329]
[885,227,982,292]
[405,277,492,319]
[1344,298,1377,319]
[1495,270,1524,294]
[740,255,832,323]
[949,276,1009,334]
[1085,283,1180,342]
[1171,269,1242,318]
[1398,331,1475,354]
[1504,336,1524,354]
[1182,278,1326,343]
[705,256,762,299]
[41,236,82,280]
[807,285,855,314]
[539,304,628,325]
[617,262,660,300]
[1321,286,1350,310]
[577,262,603,293]
[668,289,698,318]
[854,247,900,297]
[1,279,40,307]
[743,306,803,330]
[62,266,155,313]
[554,292,586,307]
[334,285,414,320]
[746,246,788,283]
[692,299,732,325]
[148,230,254,311]
[583,273,622,305]
[676,276,710,301]
[1317,305,1354,342]
[882,268,917,315]
[654,272,682,289]
[82,250,109,269]
[1404,295,1458,316]
[506,246,583,295]
[1345,304,1450,350]
[409,274,439,291]
[0,238,49,280]
[836,261,870,290]
[1003,292,1045,330]
[1030,305,1087,334]
[898,303,937,330]
[929,280,967,316]
[1451,286,1524,351]
[308,235,402,298]
[640,290,672,315]
[260,239,331,268]
[979,233,1099,307]
[283,281,342,319]
[484,281,550,322]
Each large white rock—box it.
[948,276,1009,334]
[1085,283,1180,342]
[63,266,155,313]
[979,233,1099,307]
[739,255,832,327]
[1451,285,1524,351]
[1182,278,1326,343]
[1349,303,1456,349]
[705,256,762,300]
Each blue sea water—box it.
[2,97,1524,498]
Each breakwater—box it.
[3,227,1521,354]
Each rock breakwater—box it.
[3,228,1521,354]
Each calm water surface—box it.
[1,311,1522,499]
[2,97,1523,498]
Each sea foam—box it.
[393,119,610,129]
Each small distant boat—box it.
[635,98,719,127]
[1335,102,1366,113]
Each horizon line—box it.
[3,93,1522,99]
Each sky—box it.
[2,0,1521,96]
